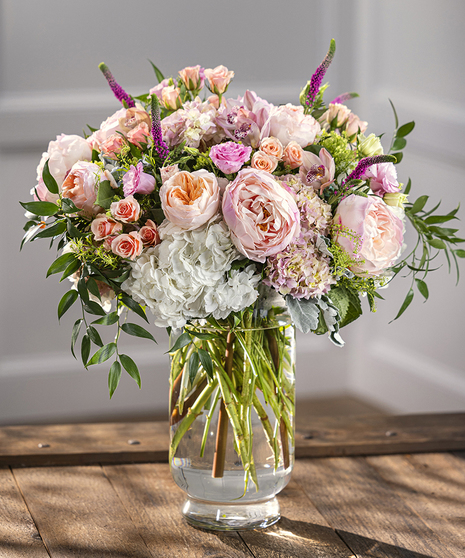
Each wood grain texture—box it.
[102,462,253,558]
[238,479,354,558]
[2,413,465,467]
[0,468,50,558]
[293,456,460,558]
[366,452,465,557]
[13,465,154,558]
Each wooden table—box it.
[1,413,464,557]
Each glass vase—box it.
[168,296,295,531]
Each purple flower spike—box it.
[306,39,336,108]
[342,155,396,186]
[150,95,169,160]
[99,63,135,108]
[331,92,359,105]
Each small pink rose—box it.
[333,194,404,276]
[111,232,143,260]
[122,162,156,197]
[110,195,141,223]
[204,65,234,95]
[139,219,160,246]
[119,107,151,134]
[149,79,170,101]
[160,164,180,184]
[345,112,368,137]
[251,151,278,173]
[127,122,151,148]
[320,103,351,130]
[162,85,182,110]
[209,142,252,174]
[222,168,300,263]
[91,214,123,241]
[101,134,125,159]
[160,169,220,230]
[178,65,204,91]
[259,137,284,160]
[282,141,303,169]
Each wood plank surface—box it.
[12,465,155,558]
[102,462,253,558]
[293,456,461,558]
[238,479,354,558]
[2,413,465,467]
[366,452,465,557]
[0,468,50,558]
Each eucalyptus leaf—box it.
[58,290,78,320]
[396,121,415,137]
[121,323,157,343]
[108,361,122,398]
[120,354,141,388]
[392,137,407,151]
[87,342,117,366]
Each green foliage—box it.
[388,99,415,163]
[120,354,141,388]
[108,361,122,398]
[121,323,157,343]
[95,180,116,209]
[42,160,59,194]
[326,284,362,328]
[318,131,357,177]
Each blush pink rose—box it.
[222,168,300,263]
[204,65,234,95]
[118,107,151,134]
[251,151,278,173]
[363,163,400,196]
[91,214,123,241]
[127,122,150,148]
[87,108,127,151]
[160,164,180,184]
[333,194,404,276]
[122,162,156,196]
[179,65,205,91]
[345,112,368,137]
[262,104,321,148]
[149,79,170,101]
[111,232,143,260]
[36,134,92,188]
[101,134,125,159]
[111,195,141,223]
[162,85,182,110]
[209,142,252,174]
[319,103,351,130]
[139,219,160,246]
[61,161,112,215]
[259,137,284,160]
[282,141,303,169]
[160,170,220,230]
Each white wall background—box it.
[1,0,464,424]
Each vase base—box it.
[182,496,281,531]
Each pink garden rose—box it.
[333,194,404,276]
[363,162,400,196]
[36,134,92,188]
[123,162,156,196]
[222,168,300,263]
[160,169,220,230]
[88,106,151,151]
[61,161,114,215]
[204,65,234,95]
[282,141,303,169]
[111,232,143,260]
[110,195,141,223]
[91,214,123,241]
[262,104,321,148]
[299,148,335,194]
[162,85,182,110]
[139,219,160,246]
[209,142,252,174]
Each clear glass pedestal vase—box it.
[168,303,295,531]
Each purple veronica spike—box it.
[342,155,396,186]
[331,92,359,105]
[99,63,135,108]
[306,39,336,108]
[150,95,169,160]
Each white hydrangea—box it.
[122,217,260,328]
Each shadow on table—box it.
[221,517,437,558]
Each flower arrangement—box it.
[20,41,464,495]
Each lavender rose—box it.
[123,162,156,196]
[209,142,252,174]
